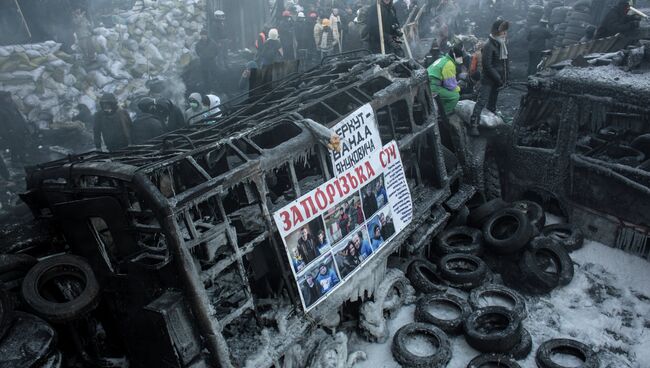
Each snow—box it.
[349,234,650,368]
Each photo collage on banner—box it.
[273,104,412,312]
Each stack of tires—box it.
[395,197,595,367]
[562,0,596,46]
[550,6,572,47]
[0,254,102,367]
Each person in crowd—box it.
[330,8,343,51]
[138,97,186,132]
[581,25,597,42]
[203,94,222,118]
[132,99,166,144]
[346,9,365,51]
[379,212,396,240]
[279,11,296,60]
[370,224,384,250]
[93,93,132,152]
[595,0,640,39]
[527,19,552,75]
[394,0,409,24]
[337,206,351,237]
[336,241,361,277]
[258,28,284,67]
[255,31,266,50]
[352,231,372,261]
[72,103,93,130]
[302,273,322,306]
[212,10,229,67]
[72,9,95,62]
[292,248,306,272]
[366,0,403,54]
[239,60,259,97]
[375,179,388,208]
[0,92,31,163]
[469,40,484,84]
[427,44,465,116]
[316,230,330,254]
[469,19,510,136]
[297,227,318,264]
[195,29,219,92]
[316,263,340,293]
[296,12,315,59]
[315,18,337,58]
[185,93,206,125]
[363,185,378,217]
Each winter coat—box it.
[185,92,206,125]
[346,21,364,51]
[527,24,553,51]
[138,98,186,132]
[596,3,638,38]
[258,39,283,66]
[195,38,219,63]
[278,18,296,60]
[93,109,132,151]
[480,37,509,86]
[296,20,316,50]
[316,26,337,52]
[131,112,166,144]
[366,0,401,53]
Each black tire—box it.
[469,284,527,322]
[407,259,448,294]
[439,254,487,287]
[448,206,470,228]
[0,254,38,290]
[483,209,534,254]
[484,155,502,200]
[21,255,100,323]
[509,328,532,360]
[463,306,522,353]
[469,198,509,228]
[0,285,14,341]
[631,133,650,157]
[414,293,471,335]
[391,322,452,368]
[467,353,521,368]
[520,237,573,292]
[434,226,483,256]
[541,224,584,252]
[536,338,600,368]
[510,200,545,234]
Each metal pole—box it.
[14,0,32,39]
[377,0,386,54]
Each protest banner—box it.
[329,103,382,176]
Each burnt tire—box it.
[541,224,584,252]
[536,338,600,368]
[407,259,448,294]
[469,284,527,321]
[509,328,532,360]
[483,209,534,254]
[469,198,509,228]
[484,155,502,200]
[463,306,522,353]
[0,254,38,290]
[21,255,100,323]
[391,322,452,368]
[467,353,522,367]
[414,293,471,335]
[511,200,545,234]
[448,206,470,228]
[439,254,487,288]
[434,226,483,256]
[520,238,574,293]
[0,285,14,341]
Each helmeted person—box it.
[366,0,403,55]
[93,93,132,151]
[346,9,365,51]
[132,99,166,144]
[315,18,337,58]
[469,19,510,136]
[296,12,316,58]
[195,29,219,92]
[595,0,641,39]
[258,28,284,67]
[212,10,229,67]
[138,97,186,132]
[278,10,296,60]
[526,18,552,75]
[185,92,206,125]
[427,44,465,116]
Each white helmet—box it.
[214,10,225,19]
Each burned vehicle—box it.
[502,64,650,259]
[13,55,472,367]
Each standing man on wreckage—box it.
[468,19,510,136]
[365,0,404,56]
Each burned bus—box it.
[17,55,472,367]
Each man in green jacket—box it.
[427,44,465,116]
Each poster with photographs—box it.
[273,140,412,312]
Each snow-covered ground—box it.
[349,237,650,368]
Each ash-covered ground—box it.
[349,216,650,367]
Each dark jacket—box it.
[138,97,186,132]
[596,3,638,38]
[195,38,219,63]
[480,37,509,86]
[366,0,401,53]
[527,24,553,51]
[131,112,166,144]
[258,39,283,66]
[278,18,296,60]
[296,19,316,51]
[346,21,365,51]
[93,110,132,151]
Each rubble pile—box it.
[0,0,205,122]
